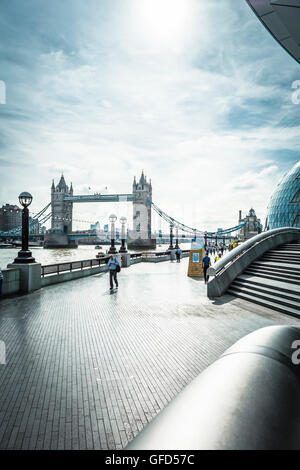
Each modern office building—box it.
[265,160,300,229]
[246,0,300,64]
[0,204,22,231]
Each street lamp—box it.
[204,231,208,251]
[174,226,180,249]
[119,216,127,253]
[13,192,36,264]
[108,214,117,254]
[168,224,174,250]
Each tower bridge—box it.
[45,172,155,249]
[0,172,249,248]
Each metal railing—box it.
[130,253,143,259]
[41,256,110,277]
[41,249,191,277]
[208,227,300,277]
[138,249,190,258]
[142,251,170,258]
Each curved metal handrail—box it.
[208,227,300,277]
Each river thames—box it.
[0,242,188,267]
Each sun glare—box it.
[132,0,193,52]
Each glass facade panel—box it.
[266,160,300,229]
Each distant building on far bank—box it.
[0,204,22,231]
[90,221,100,231]
[238,208,262,240]
[29,217,41,234]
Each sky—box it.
[0,0,300,233]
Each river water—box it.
[0,243,188,267]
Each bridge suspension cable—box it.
[150,201,246,238]
[0,203,52,236]
[150,201,204,236]
[31,202,51,220]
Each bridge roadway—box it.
[64,194,134,203]
[0,257,299,450]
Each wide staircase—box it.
[227,242,300,317]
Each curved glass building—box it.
[265,160,300,229]
[246,0,300,64]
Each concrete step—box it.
[233,279,300,302]
[227,288,300,318]
[263,254,300,260]
[274,249,300,253]
[244,269,300,285]
[278,242,300,248]
[262,252,300,258]
[266,250,300,256]
[250,267,300,279]
[245,267,300,281]
[269,245,300,253]
[270,246,300,249]
[228,286,300,312]
[227,242,300,317]
[251,260,300,274]
[237,273,300,295]
[276,245,300,250]
[251,261,300,273]
[261,257,300,265]
[231,281,300,308]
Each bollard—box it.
[126,325,300,450]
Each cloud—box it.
[231,165,278,191]
[0,0,299,232]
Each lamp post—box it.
[13,192,35,264]
[204,232,208,251]
[174,226,179,249]
[119,216,127,253]
[168,224,174,250]
[108,214,117,254]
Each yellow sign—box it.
[187,248,205,278]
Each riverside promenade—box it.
[0,257,299,450]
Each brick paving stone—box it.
[0,257,299,449]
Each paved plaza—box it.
[0,257,299,450]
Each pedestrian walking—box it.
[176,248,182,262]
[202,252,211,284]
[215,252,222,262]
[107,254,120,290]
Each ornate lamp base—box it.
[13,250,36,264]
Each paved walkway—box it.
[0,258,299,450]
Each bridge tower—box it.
[51,175,73,233]
[44,175,76,248]
[128,171,156,249]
